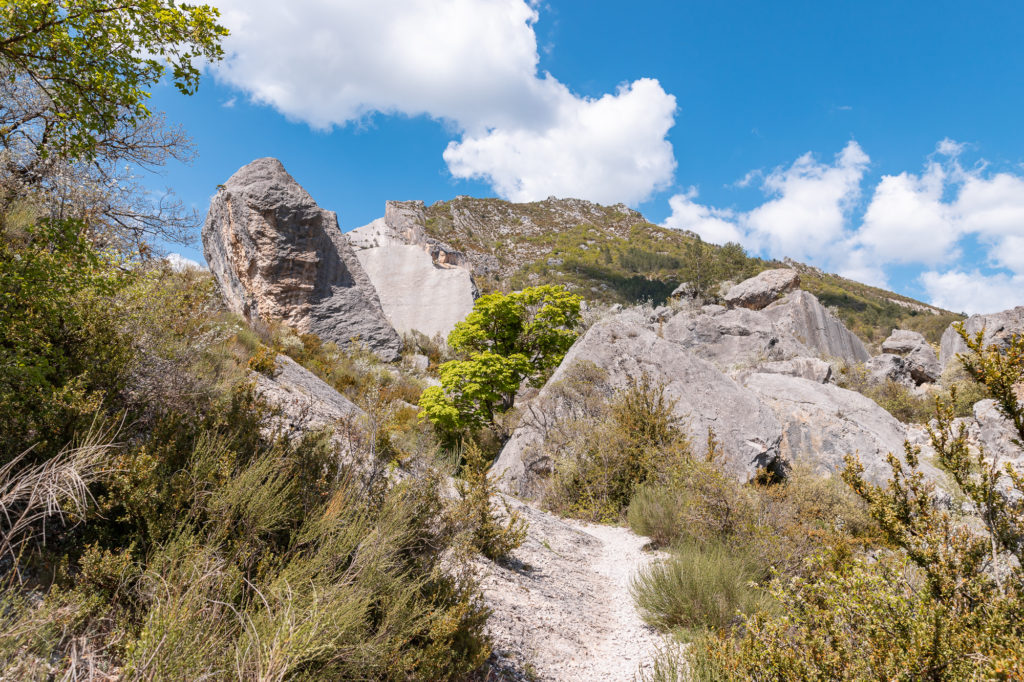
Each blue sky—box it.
[150,0,1024,314]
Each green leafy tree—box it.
[681,235,720,300]
[0,0,228,162]
[420,285,582,441]
[0,1,229,248]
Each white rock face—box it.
[348,201,476,339]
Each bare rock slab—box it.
[741,372,942,485]
[251,354,365,462]
[764,290,870,363]
[203,158,402,360]
[723,268,800,310]
[348,201,476,339]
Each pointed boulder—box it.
[202,158,401,360]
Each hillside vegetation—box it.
[423,197,963,345]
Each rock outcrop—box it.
[494,288,945,497]
[347,201,477,339]
[878,329,941,385]
[492,310,783,496]
[763,290,871,363]
[251,354,365,461]
[865,353,910,385]
[203,158,402,360]
[906,344,942,384]
[940,306,1024,367]
[723,269,800,310]
[741,372,938,483]
[660,305,810,370]
[754,357,833,383]
[882,329,928,355]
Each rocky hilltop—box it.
[417,196,960,346]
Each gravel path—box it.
[475,498,667,681]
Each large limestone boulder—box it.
[763,290,870,363]
[905,344,942,384]
[252,354,365,462]
[660,305,810,371]
[878,329,940,385]
[741,373,942,484]
[940,306,1024,367]
[882,329,928,354]
[865,353,911,385]
[723,269,800,310]
[492,311,783,496]
[348,201,476,339]
[203,158,402,360]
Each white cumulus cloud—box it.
[661,141,869,262]
[209,0,677,204]
[661,138,1024,314]
[443,79,676,204]
[920,270,1024,315]
[745,141,869,261]
[662,187,743,244]
[165,253,203,271]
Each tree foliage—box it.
[419,285,582,441]
[0,219,131,465]
[0,0,227,161]
[0,1,228,248]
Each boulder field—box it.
[492,291,942,496]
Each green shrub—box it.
[688,324,1024,680]
[451,440,527,561]
[544,373,691,522]
[0,220,132,466]
[631,541,768,636]
[626,485,685,548]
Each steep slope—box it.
[419,196,963,345]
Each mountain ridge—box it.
[402,195,962,345]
